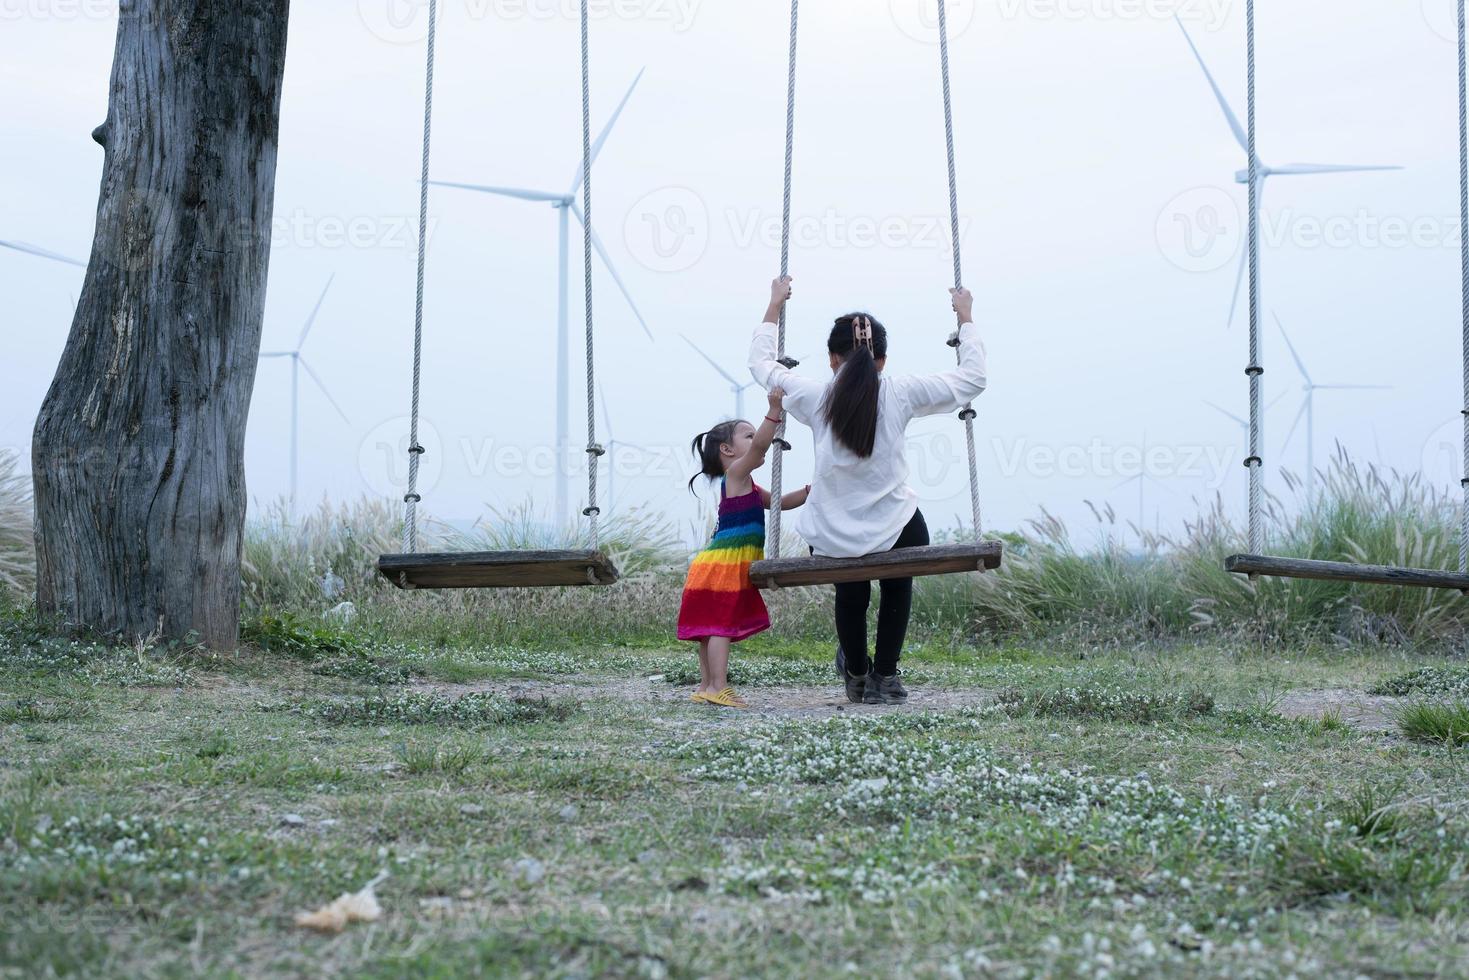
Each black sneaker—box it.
[864,672,909,705]
[844,670,868,705]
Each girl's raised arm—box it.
[749,277,824,425]
[724,388,787,494]
[892,287,988,419]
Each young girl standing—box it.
[677,388,809,708]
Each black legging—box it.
[834,509,929,678]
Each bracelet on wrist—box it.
[764,415,782,424]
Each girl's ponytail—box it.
[687,420,741,493]
[822,313,887,458]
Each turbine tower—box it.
[430,70,653,527]
[1274,312,1388,499]
[1174,17,1401,328]
[259,275,349,515]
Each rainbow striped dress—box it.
[676,480,770,642]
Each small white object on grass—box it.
[514,858,545,885]
[324,601,356,624]
[294,871,388,933]
[320,567,345,600]
[558,804,578,822]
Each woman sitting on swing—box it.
[749,276,988,705]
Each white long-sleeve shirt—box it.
[749,320,988,558]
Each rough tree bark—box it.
[32,0,291,648]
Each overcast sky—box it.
[2,0,1465,547]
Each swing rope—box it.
[1457,0,1469,572]
[766,0,984,559]
[579,0,603,546]
[936,0,983,541]
[1244,0,1265,556]
[768,0,800,561]
[401,0,439,554]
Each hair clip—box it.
[853,315,873,351]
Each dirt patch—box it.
[412,675,995,722]
[1276,688,1400,733]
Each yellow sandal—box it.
[702,686,748,709]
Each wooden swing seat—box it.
[378,550,620,590]
[1225,554,1469,593]
[748,542,1002,590]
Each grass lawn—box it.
[2,614,1467,978]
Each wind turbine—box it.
[1113,431,1177,542]
[599,382,649,517]
[1274,312,1388,499]
[0,240,84,267]
[1174,17,1401,328]
[259,275,349,515]
[430,69,653,528]
[1204,391,1289,436]
[681,334,765,420]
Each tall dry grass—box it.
[0,449,34,596]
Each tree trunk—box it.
[32,0,291,649]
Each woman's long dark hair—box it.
[687,420,744,494]
[822,313,888,458]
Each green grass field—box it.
[3,601,1467,978]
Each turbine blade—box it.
[1112,474,1142,491]
[599,381,614,438]
[1266,390,1290,411]
[298,356,350,424]
[1203,399,1249,428]
[296,274,334,351]
[1312,384,1391,391]
[0,239,85,267]
[1272,311,1312,385]
[1174,16,1247,152]
[428,180,564,203]
[681,334,740,387]
[1269,163,1403,176]
[572,203,654,341]
[1280,398,1308,455]
[259,351,294,358]
[1227,246,1246,329]
[568,68,645,197]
